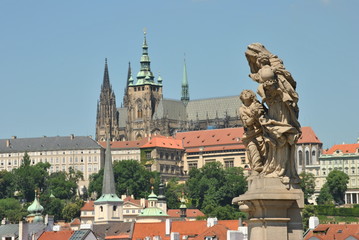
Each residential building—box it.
[131,219,246,240]
[140,136,185,181]
[98,138,148,162]
[95,32,242,142]
[0,135,104,189]
[304,223,359,240]
[318,141,359,204]
[174,128,246,174]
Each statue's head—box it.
[258,53,270,66]
[240,89,257,107]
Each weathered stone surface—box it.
[234,43,304,240]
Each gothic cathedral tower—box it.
[124,32,163,140]
[96,59,120,141]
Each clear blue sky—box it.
[0,0,358,149]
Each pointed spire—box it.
[125,62,131,90]
[136,30,154,84]
[101,136,116,195]
[103,58,110,89]
[181,57,190,106]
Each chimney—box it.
[19,221,28,240]
[165,219,172,236]
[170,232,180,240]
[207,217,218,227]
[45,215,54,231]
[121,195,127,200]
[309,216,319,230]
[140,198,146,207]
[70,134,75,140]
[11,136,17,139]
[227,230,243,240]
[6,140,10,147]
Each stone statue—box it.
[240,43,301,183]
[239,90,266,174]
[234,43,304,240]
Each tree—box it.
[88,160,160,199]
[326,170,349,205]
[317,183,334,205]
[164,178,187,209]
[186,162,247,210]
[0,198,27,223]
[300,172,316,204]
[12,153,50,202]
[46,171,78,200]
[0,170,14,199]
[62,202,81,222]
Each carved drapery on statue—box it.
[240,43,301,183]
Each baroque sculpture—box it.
[240,43,301,184]
[234,43,304,240]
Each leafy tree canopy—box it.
[326,170,349,205]
[88,160,160,199]
[300,172,316,204]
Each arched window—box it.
[298,150,303,166]
[113,206,117,211]
[100,206,103,212]
[305,151,310,165]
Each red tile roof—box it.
[99,138,149,149]
[175,128,244,149]
[70,218,81,226]
[323,143,359,155]
[304,224,359,240]
[141,136,184,150]
[38,231,74,240]
[192,224,228,240]
[167,209,205,218]
[132,220,239,240]
[123,195,148,207]
[297,126,322,144]
[81,201,94,211]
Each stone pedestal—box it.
[233,176,304,240]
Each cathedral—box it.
[96,33,243,141]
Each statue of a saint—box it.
[241,43,301,183]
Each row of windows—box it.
[187,149,245,155]
[321,159,358,165]
[0,156,99,166]
[188,159,235,170]
[0,150,100,157]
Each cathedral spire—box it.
[136,30,154,84]
[181,57,190,106]
[126,62,132,91]
[102,58,110,89]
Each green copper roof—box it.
[27,196,44,214]
[148,189,158,201]
[139,207,168,217]
[95,193,123,203]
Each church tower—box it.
[125,32,163,140]
[96,59,120,141]
[94,135,123,224]
[181,58,190,106]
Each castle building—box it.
[95,32,243,142]
[0,135,104,189]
